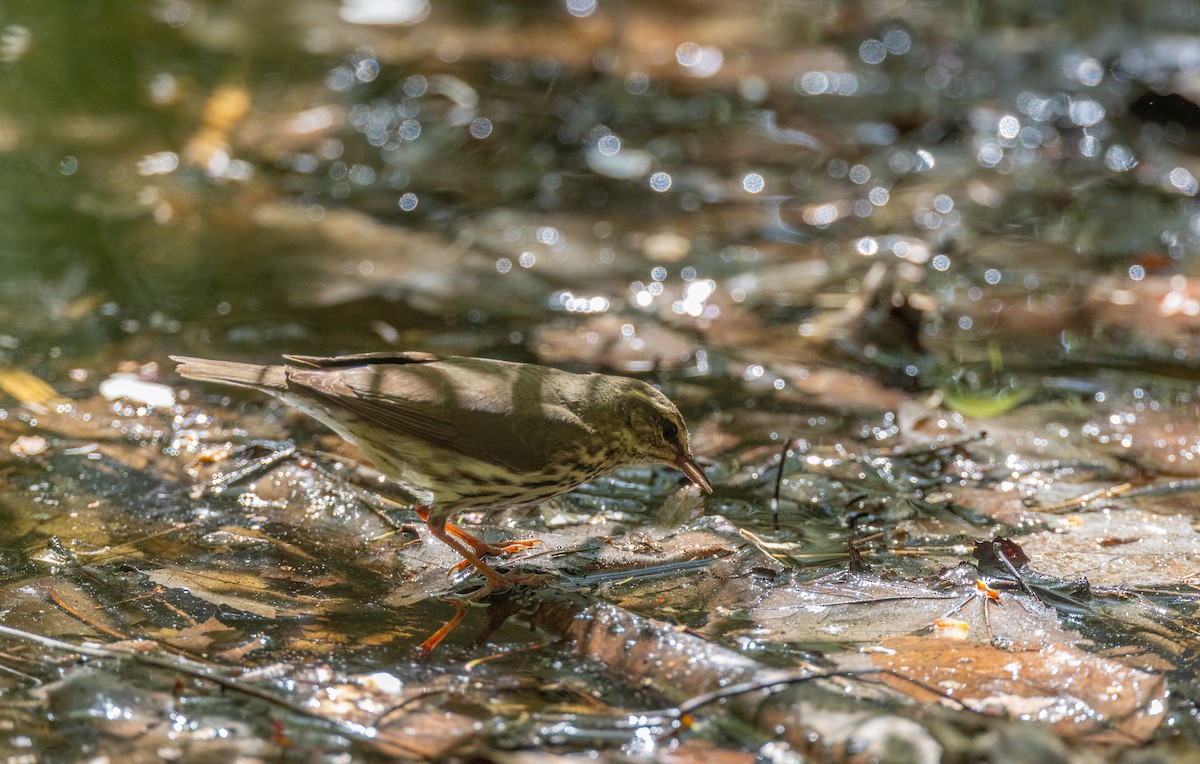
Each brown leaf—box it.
[146,568,335,619]
[705,572,1081,646]
[1083,406,1200,476]
[0,369,61,409]
[1020,509,1200,587]
[874,636,1167,744]
[150,616,232,653]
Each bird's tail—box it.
[170,356,287,391]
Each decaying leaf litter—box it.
[4,1,1200,761]
[2,341,1198,759]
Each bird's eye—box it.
[661,420,679,443]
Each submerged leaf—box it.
[941,384,1034,418]
[145,568,337,619]
[148,616,235,653]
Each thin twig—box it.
[772,438,794,532]
[651,667,977,740]
[988,539,1035,597]
[47,586,129,640]
[372,689,450,727]
[1036,482,1133,512]
[204,443,297,493]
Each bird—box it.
[170,352,713,589]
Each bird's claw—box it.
[469,537,545,557]
[446,535,544,577]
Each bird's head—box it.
[612,380,713,494]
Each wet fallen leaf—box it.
[289,623,404,652]
[874,636,1167,744]
[940,384,1034,418]
[1088,273,1200,350]
[47,579,128,639]
[0,369,60,408]
[1083,406,1200,476]
[252,203,474,312]
[1020,508,1200,587]
[786,366,909,413]
[198,526,319,563]
[146,568,335,619]
[947,484,1042,527]
[36,669,170,740]
[301,671,498,758]
[933,400,1122,475]
[704,571,1083,647]
[148,616,233,653]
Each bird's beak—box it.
[676,455,713,494]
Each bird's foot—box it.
[443,519,545,577]
[415,599,468,655]
[457,536,544,559]
[483,537,544,555]
[416,570,550,655]
[421,510,543,589]
[447,522,544,558]
[446,538,543,578]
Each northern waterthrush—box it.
[171,352,712,587]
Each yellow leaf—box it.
[941,385,1032,418]
[0,370,61,409]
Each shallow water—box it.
[3,0,1200,760]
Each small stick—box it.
[1036,482,1132,512]
[47,586,128,640]
[771,438,794,532]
